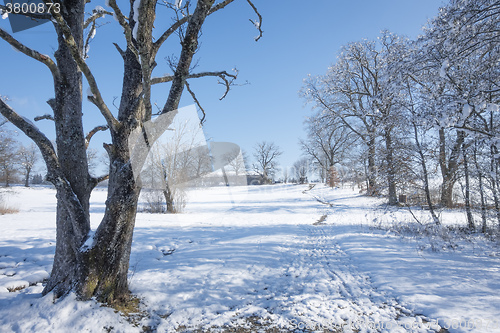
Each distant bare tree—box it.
[300,111,357,181]
[86,148,100,177]
[223,147,245,176]
[18,143,39,187]
[282,167,289,183]
[143,121,206,213]
[293,158,309,184]
[0,122,18,187]
[252,141,282,184]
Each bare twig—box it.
[34,114,55,122]
[246,0,263,41]
[0,98,59,180]
[153,0,235,55]
[185,81,206,124]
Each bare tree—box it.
[252,141,282,184]
[0,0,263,303]
[282,166,289,183]
[0,123,18,187]
[17,143,39,187]
[293,157,309,184]
[300,111,357,181]
[303,32,411,205]
[222,147,245,176]
[143,119,204,213]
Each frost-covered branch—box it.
[84,7,113,29]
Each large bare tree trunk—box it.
[78,139,140,301]
[43,0,93,298]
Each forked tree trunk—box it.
[78,144,140,301]
[2,0,219,303]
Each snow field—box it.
[0,184,499,332]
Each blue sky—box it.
[0,0,444,176]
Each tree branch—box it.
[112,42,126,58]
[0,28,59,80]
[185,81,206,124]
[246,0,263,41]
[0,98,59,178]
[34,114,55,122]
[152,70,236,85]
[43,0,119,131]
[84,8,113,29]
[91,174,110,188]
[153,0,235,55]
[106,0,137,57]
[85,125,109,148]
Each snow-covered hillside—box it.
[0,184,499,332]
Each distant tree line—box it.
[0,116,43,187]
[301,0,500,231]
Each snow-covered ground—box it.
[0,184,499,332]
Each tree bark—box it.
[490,144,500,229]
[473,142,487,232]
[462,142,475,231]
[366,133,378,195]
[78,141,140,302]
[24,167,31,187]
[438,128,464,207]
[412,122,440,225]
[384,128,397,205]
[43,0,93,298]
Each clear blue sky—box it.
[0,0,444,176]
